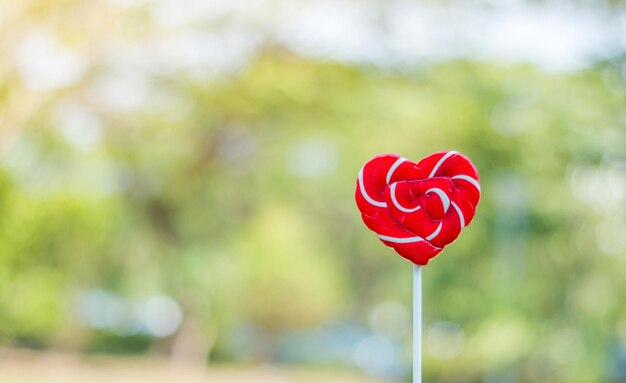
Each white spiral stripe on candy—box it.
[451,175,481,193]
[390,183,421,213]
[451,201,465,228]
[358,168,387,208]
[425,188,450,214]
[377,234,425,244]
[386,157,407,183]
[428,151,458,178]
[425,222,442,241]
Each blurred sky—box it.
[7,0,626,98]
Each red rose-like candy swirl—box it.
[355,151,480,265]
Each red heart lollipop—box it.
[355,151,480,265]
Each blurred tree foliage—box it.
[1,1,626,382]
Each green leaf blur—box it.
[1,1,625,382]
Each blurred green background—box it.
[1,0,625,382]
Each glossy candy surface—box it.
[355,151,480,265]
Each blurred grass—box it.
[0,348,386,383]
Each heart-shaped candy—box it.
[355,151,480,265]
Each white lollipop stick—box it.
[413,264,422,383]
